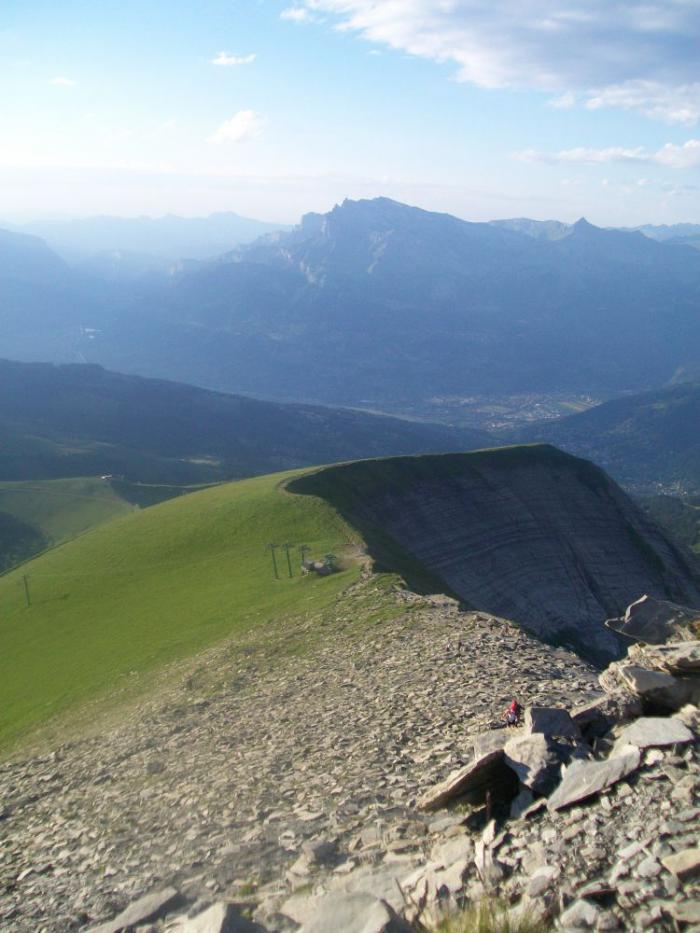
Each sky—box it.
[2,0,700,226]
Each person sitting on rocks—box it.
[502,698,523,726]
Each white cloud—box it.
[211,52,256,66]
[653,139,700,169]
[281,7,313,22]
[209,110,267,144]
[547,92,576,110]
[297,1,700,122]
[586,80,700,125]
[49,76,76,87]
[517,139,700,169]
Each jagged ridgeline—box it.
[289,445,700,664]
[2,444,699,750]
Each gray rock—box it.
[606,664,677,695]
[670,900,700,924]
[298,892,409,933]
[418,750,512,811]
[88,887,183,932]
[605,595,700,644]
[527,864,558,897]
[504,733,568,795]
[525,706,580,738]
[175,903,264,932]
[301,838,338,866]
[612,716,693,752]
[599,663,696,711]
[547,748,641,812]
[571,694,643,739]
[558,898,600,928]
[662,847,700,881]
[472,730,515,758]
[509,787,535,819]
[631,640,700,674]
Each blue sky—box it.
[2,0,700,225]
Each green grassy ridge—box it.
[0,469,360,750]
[0,478,136,547]
[0,477,214,575]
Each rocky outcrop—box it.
[290,446,700,664]
[606,594,700,644]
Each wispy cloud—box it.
[547,92,576,110]
[296,1,700,123]
[49,76,76,87]
[517,139,700,169]
[281,7,313,22]
[209,110,267,144]
[585,80,700,126]
[211,52,256,67]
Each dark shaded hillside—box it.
[290,445,700,663]
[516,382,700,494]
[0,360,488,484]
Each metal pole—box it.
[282,544,293,578]
[23,575,31,608]
[266,543,280,579]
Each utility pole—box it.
[266,543,280,580]
[281,543,293,578]
[22,575,31,608]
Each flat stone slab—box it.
[547,747,641,812]
[472,729,516,758]
[662,848,700,881]
[418,750,509,811]
[172,902,264,932]
[613,716,693,751]
[525,706,580,738]
[298,891,408,933]
[88,887,182,933]
[618,665,678,694]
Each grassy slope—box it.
[0,469,360,749]
[0,478,136,546]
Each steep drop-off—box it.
[290,446,700,663]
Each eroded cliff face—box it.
[290,446,700,664]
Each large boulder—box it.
[503,734,584,795]
[628,640,700,676]
[606,595,700,644]
[599,662,697,712]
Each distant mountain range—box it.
[516,380,700,494]
[0,359,488,484]
[2,197,700,416]
[8,211,289,263]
